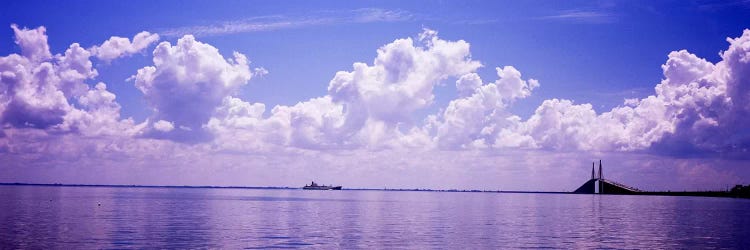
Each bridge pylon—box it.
[573,160,640,194]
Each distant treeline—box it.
[730,184,750,198]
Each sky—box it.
[1,0,749,191]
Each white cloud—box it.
[7,24,748,158]
[131,34,254,142]
[2,24,750,190]
[62,82,140,136]
[0,54,71,129]
[433,66,538,149]
[721,29,750,136]
[58,43,99,97]
[206,99,272,152]
[2,26,83,129]
[521,99,599,150]
[0,25,134,137]
[205,29,482,150]
[326,29,481,144]
[10,24,52,62]
[272,96,346,148]
[455,73,482,97]
[410,29,750,158]
[90,31,160,62]
[207,95,347,151]
[153,120,175,132]
[503,31,750,156]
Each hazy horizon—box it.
[2,0,750,191]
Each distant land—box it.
[1,182,748,199]
[0,182,293,190]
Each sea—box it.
[1,185,749,249]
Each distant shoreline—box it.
[0,182,293,190]
[0,182,566,194]
[2,182,747,199]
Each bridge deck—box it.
[600,179,641,193]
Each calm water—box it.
[1,185,749,249]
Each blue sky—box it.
[4,0,747,119]
[1,1,749,190]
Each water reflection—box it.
[100,188,217,248]
[1,186,749,248]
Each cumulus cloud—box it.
[455,73,482,97]
[721,29,750,144]
[0,25,135,136]
[0,56,71,129]
[1,25,85,129]
[328,29,481,123]
[6,23,748,158]
[383,28,750,159]
[432,66,538,149]
[206,95,348,151]
[200,27,750,156]
[153,120,175,132]
[319,29,482,147]
[521,99,600,150]
[90,31,160,62]
[61,82,141,136]
[499,30,750,158]
[2,23,750,190]
[10,24,52,62]
[206,96,274,151]
[205,28,483,150]
[510,52,717,153]
[131,35,254,142]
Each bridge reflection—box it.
[574,160,640,194]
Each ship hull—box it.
[303,186,342,190]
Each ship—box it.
[303,181,342,190]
